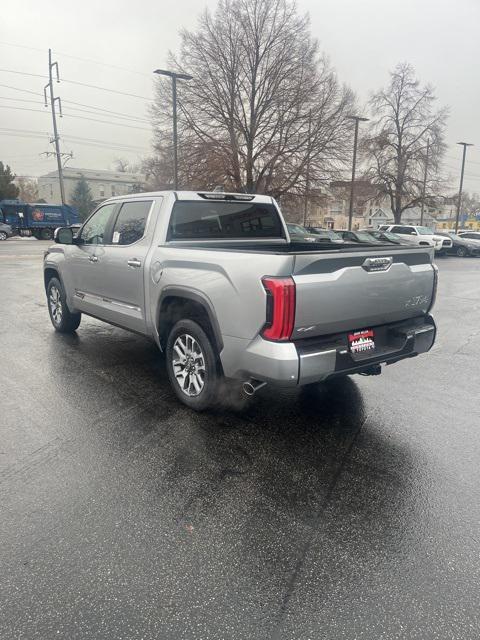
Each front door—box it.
[89,199,156,334]
[66,203,118,317]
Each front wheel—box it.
[456,246,467,257]
[47,277,81,333]
[165,319,221,411]
[0,231,8,241]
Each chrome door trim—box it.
[74,289,141,313]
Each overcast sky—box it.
[2,0,480,192]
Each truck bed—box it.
[163,240,435,341]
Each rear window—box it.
[112,201,152,245]
[167,201,284,240]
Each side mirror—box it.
[55,226,74,244]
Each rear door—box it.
[291,246,435,338]
[90,199,156,333]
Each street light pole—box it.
[420,139,430,226]
[347,116,369,231]
[153,69,193,190]
[303,109,312,227]
[454,142,474,233]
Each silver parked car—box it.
[0,222,13,241]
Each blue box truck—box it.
[0,200,81,240]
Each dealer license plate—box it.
[348,329,375,354]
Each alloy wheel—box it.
[49,285,63,325]
[172,333,206,397]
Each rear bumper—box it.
[220,315,436,386]
[296,315,436,384]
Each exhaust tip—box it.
[242,379,267,396]
[242,382,256,396]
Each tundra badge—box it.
[362,256,393,272]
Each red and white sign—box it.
[348,329,375,354]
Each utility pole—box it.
[153,69,193,190]
[347,115,369,230]
[454,142,474,233]
[44,49,66,204]
[420,139,430,226]
[303,109,312,227]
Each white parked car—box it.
[378,225,452,254]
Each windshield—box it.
[417,226,434,235]
[312,229,342,241]
[356,231,379,242]
[287,223,308,235]
[383,232,401,241]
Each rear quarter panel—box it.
[148,245,293,341]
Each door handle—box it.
[89,255,98,263]
[127,258,142,268]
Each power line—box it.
[0,41,46,54]
[0,68,151,100]
[0,41,150,78]
[0,127,147,152]
[0,83,43,96]
[0,68,47,79]
[0,104,151,130]
[445,154,480,166]
[60,78,151,101]
[0,94,150,123]
[53,50,151,78]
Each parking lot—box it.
[1,239,479,639]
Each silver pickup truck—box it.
[44,191,437,410]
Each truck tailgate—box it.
[291,246,435,339]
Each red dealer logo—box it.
[32,209,44,222]
[348,329,375,354]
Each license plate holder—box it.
[348,329,375,354]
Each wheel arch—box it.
[156,287,223,354]
[44,266,63,291]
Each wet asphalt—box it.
[1,239,479,640]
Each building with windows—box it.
[37,167,145,204]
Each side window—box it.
[391,226,405,234]
[111,201,152,245]
[80,204,116,245]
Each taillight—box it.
[261,276,296,341]
[428,263,439,312]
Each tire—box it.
[46,277,81,333]
[40,228,54,240]
[0,231,7,241]
[456,246,467,257]
[165,319,221,411]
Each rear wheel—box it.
[456,246,467,257]
[165,319,221,411]
[47,277,81,333]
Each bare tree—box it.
[15,177,39,203]
[364,63,448,223]
[113,158,142,174]
[150,0,355,196]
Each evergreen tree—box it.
[0,162,20,200]
[70,175,94,220]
